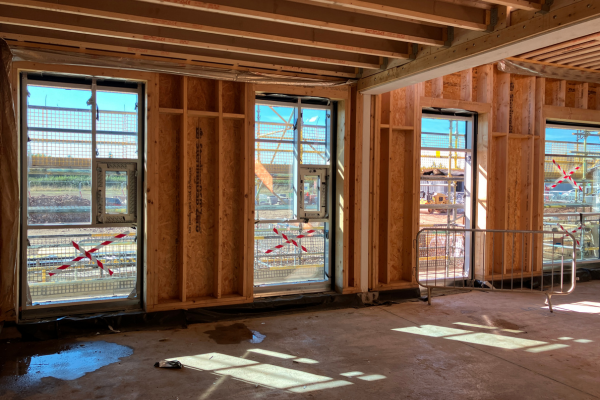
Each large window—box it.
[21,73,143,316]
[253,98,331,294]
[418,114,474,281]
[544,123,600,263]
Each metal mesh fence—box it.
[418,229,466,283]
[27,229,137,301]
[254,223,326,283]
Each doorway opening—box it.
[20,73,144,318]
[253,97,333,295]
[418,113,475,282]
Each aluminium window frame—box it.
[19,72,145,319]
[253,98,334,296]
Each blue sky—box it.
[28,85,138,112]
[256,105,326,126]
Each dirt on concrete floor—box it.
[2,282,600,400]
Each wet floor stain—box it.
[204,323,266,344]
[490,318,521,331]
[0,340,132,395]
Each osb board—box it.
[424,80,432,98]
[380,92,390,125]
[185,116,218,298]
[509,75,535,135]
[378,128,390,284]
[443,72,461,100]
[157,114,182,301]
[390,88,406,127]
[221,119,244,296]
[188,77,217,112]
[387,131,406,282]
[588,84,598,110]
[222,81,244,114]
[544,78,566,107]
[565,81,579,109]
[159,74,183,109]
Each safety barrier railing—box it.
[415,228,577,312]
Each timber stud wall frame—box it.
[369,63,600,291]
[150,75,255,311]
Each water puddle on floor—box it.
[204,323,266,344]
[0,340,132,394]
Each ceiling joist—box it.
[0,0,414,58]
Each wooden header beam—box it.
[358,0,600,94]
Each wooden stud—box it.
[353,87,364,290]
[460,69,473,102]
[370,95,381,290]
[244,83,255,298]
[216,80,223,299]
[179,76,188,302]
[431,77,443,99]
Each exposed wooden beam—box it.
[0,25,357,78]
[299,0,487,30]
[529,40,600,61]
[0,0,412,57]
[519,32,600,59]
[359,0,600,94]
[542,44,600,63]
[565,51,600,66]
[480,0,541,11]
[137,0,447,43]
[0,5,381,69]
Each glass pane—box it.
[420,150,467,230]
[422,118,467,149]
[105,170,128,214]
[26,85,92,225]
[303,175,320,211]
[96,90,138,159]
[543,125,600,263]
[254,222,327,285]
[26,227,137,305]
[419,117,472,283]
[301,108,329,164]
[255,104,297,220]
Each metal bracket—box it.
[541,0,554,13]
[444,27,454,47]
[486,7,498,32]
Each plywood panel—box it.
[185,116,218,299]
[443,72,461,100]
[545,79,566,107]
[159,74,183,109]
[390,88,406,127]
[221,119,244,296]
[388,131,406,282]
[188,77,218,111]
[222,81,244,114]
[157,113,182,301]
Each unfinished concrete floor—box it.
[2,282,600,400]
